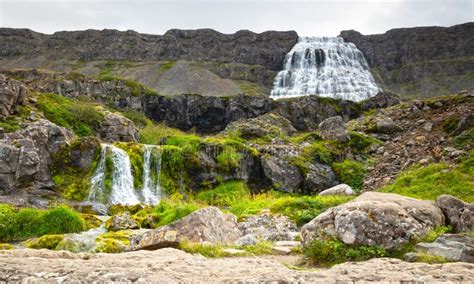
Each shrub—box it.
[331,160,367,191]
[0,205,85,242]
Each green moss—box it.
[289,131,321,144]
[442,116,460,134]
[302,140,338,165]
[23,234,65,250]
[94,230,133,253]
[235,80,268,96]
[381,151,474,202]
[158,61,176,73]
[347,132,381,154]
[121,109,153,128]
[97,75,158,97]
[414,252,449,264]
[216,145,242,172]
[453,128,474,148]
[331,160,367,191]
[0,243,14,250]
[37,93,105,137]
[82,214,103,230]
[0,205,85,242]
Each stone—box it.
[274,241,300,247]
[234,234,257,246]
[100,111,139,142]
[301,192,445,249]
[318,184,354,196]
[237,210,298,242]
[0,75,27,118]
[303,163,338,194]
[416,234,474,263]
[318,116,350,142]
[106,212,140,231]
[375,116,401,134]
[71,201,109,216]
[261,154,303,193]
[423,122,433,131]
[225,113,296,139]
[436,195,474,233]
[133,207,242,250]
[272,246,292,255]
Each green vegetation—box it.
[235,80,268,96]
[37,93,104,137]
[0,104,33,132]
[347,132,381,153]
[442,116,460,134]
[332,160,367,191]
[196,181,250,207]
[95,230,132,253]
[158,61,176,73]
[0,243,14,250]
[0,204,85,242]
[381,151,474,202]
[153,199,202,227]
[413,252,449,264]
[178,239,275,258]
[302,140,341,164]
[23,234,65,250]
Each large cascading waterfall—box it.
[87,144,163,205]
[271,36,379,102]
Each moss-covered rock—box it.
[23,234,65,250]
[94,231,133,253]
[0,243,14,250]
[82,214,103,230]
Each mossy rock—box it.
[109,204,147,216]
[0,243,14,250]
[94,230,133,253]
[82,214,103,230]
[23,234,65,250]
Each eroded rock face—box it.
[0,119,74,193]
[133,207,242,250]
[436,195,474,233]
[99,112,139,142]
[0,75,27,119]
[301,192,445,249]
[416,234,474,263]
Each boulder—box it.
[301,192,445,249]
[416,234,474,263]
[236,210,298,243]
[319,184,354,196]
[303,163,338,194]
[225,113,296,139]
[375,116,401,134]
[261,154,303,193]
[71,201,109,216]
[0,75,27,118]
[106,212,140,231]
[436,195,473,233]
[133,207,241,250]
[99,111,139,142]
[318,116,349,142]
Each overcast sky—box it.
[0,0,472,36]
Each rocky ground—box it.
[1,248,473,283]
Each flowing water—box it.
[271,36,379,102]
[88,144,163,206]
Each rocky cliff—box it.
[341,22,474,98]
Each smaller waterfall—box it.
[141,145,163,205]
[88,144,163,206]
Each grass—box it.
[153,199,202,226]
[36,93,104,137]
[178,239,275,258]
[0,204,85,242]
[331,160,367,191]
[380,151,474,202]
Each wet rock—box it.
[301,192,445,249]
[100,111,139,142]
[436,195,473,233]
[133,207,241,250]
[106,212,140,231]
[237,210,298,242]
[71,201,109,216]
[0,75,27,118]
[318,116,349,142]
[319,184,354,196]
[416,234,474,263]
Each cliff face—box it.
[0,28,298,71]
[340,23,474,97]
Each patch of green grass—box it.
[235,80,268,96]
[97,75,158,97]
[178,242,229,258]
[289,131,321,144]
[331,159,367,191]
[195,181,250,207]
[305,238,388,266]
[420,225,452,243]
[414,252,449,264]
[154,199,202,227]
[381,151,474,202]
[442,116,460,134]
[0,205,85,242]
[347,132,381,153]
[453,128,474,148]
[302,140,342,165]
[121,109,152,128]
[37,93,104,137]
[239,240,274,255]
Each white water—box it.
[271,36,379,102]
[141,145,163,205]
[88,144,163,206]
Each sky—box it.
[0,0,472,36]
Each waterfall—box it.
[88,144,163,206]
[141,145,163,205]
[271,36,379,102]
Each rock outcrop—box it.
[0,75,27,118]
[133,207,241,250]
[99,111,139,142]
[436,195,474,233]
[318,116,349,142]
[0,119,74,193]
[225,113,296,139]
[106,212,140,231]
[301,192,445,249]
[416,234,474,263]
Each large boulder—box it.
[99,111,139,142]
[106,212,140,231]
[133,207,241,250]
[261,154,303,193]
[436,195,473,233]
[0,119,74,193]
[416,234,474,263]
[225,113,296,139]
[318,116,349,142]
[301,192,445,249]
[303,163,338,194]
[0,75,27,118]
